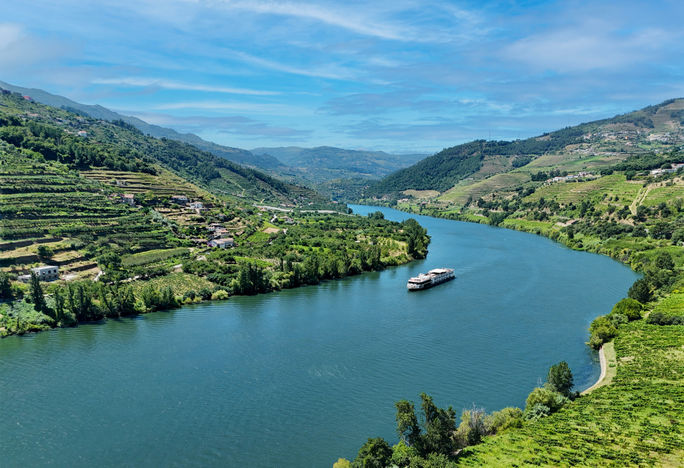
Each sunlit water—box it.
[0,205,638,467]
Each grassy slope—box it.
[459,320,683,467]
[365,98,684,206]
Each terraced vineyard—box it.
[0,147,173,280]
[81,168,209,199]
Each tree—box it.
[395,400,421,446]
[419,393,457,456]
[654,252,675,271]
[0,272,13,300]
[546,361,574,397]
[352,437,393,468]
[54,288,65,323]
[29,272,48,313]
[37,245,54,260]
[454,406,487,448]
[611,298,643,321]
[628,278,652,303]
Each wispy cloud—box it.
[143,100,309,115]
[229,50,356,80]
[92,77,280,95]
[219,1,410,41]
[131,111,311,138]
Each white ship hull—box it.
[407,268,455,290]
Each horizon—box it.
[2,1,683,153]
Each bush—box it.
[588,315,618,349]
[646,311,684,325]
[611,298,643,321]
[353,437,393,468]
[525,387,568,414]
[197,287,213,300]
[211,290,230,300]
[628,278,652,303]
[524,403,551,421]
[484,407,523,433]
[390,441,418,467]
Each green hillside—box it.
[364,98,684,203]
[0,89,327,206]
[0,79,281,169]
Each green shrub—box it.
[211,290,230,300]
[611,298,643,321]
[588,315,618,349]
[525,387,568,414]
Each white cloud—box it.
[218,1,408,41]
[503,24,672,73]
[141,100,309,115]
[92,77,280,95]
[229,50,355,80]
[0,23,67,71]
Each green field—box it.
[459,321,683,467]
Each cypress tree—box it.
[29,272,48,313]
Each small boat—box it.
[407,268,455,290]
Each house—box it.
[208,238,235,249]
[121,194,136,206]
[189,201,204,210]
[19,265,60,282]
[77,130,88,137]
[171,195,189,205]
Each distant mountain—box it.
[252,146,425,179]
[0,80,281,169]
[365,98,684,202]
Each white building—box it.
[208,238,235,249]
[19,265,60,282]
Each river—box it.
[0,205,639,467]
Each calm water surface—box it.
[0,205,638,467]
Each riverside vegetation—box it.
[344,102,683,466]
[0,90,429,337]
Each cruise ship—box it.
[406,268,455,290]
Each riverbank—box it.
[350,185,684,465]
[580,342,616,395]
[0,214,430,338]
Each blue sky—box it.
[2,0,683,153]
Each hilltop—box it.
[364,98,684,205]
[0,88,327,206]
[0,80,281,170]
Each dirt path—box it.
[581,341,616,395]
[630,185,653,215]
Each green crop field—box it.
[458,320,684,467]
[525,174,642,205]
